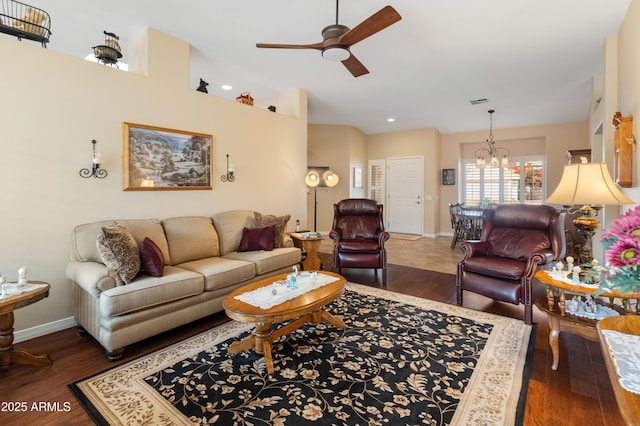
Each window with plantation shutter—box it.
[368,160,385,204]
[462,156,545,205]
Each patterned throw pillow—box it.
[254,212,291,248]
[140,237,165,277]
[238,225,275,252]
[96,223,141,284]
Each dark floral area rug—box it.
[69,283,534,425]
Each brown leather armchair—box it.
[329,199,390,283]
[456,204,566,324]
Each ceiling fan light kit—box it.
[322,46,350,61]
[256,1,401,77]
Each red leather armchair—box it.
[456,204,565,324]
[329,199,390,283]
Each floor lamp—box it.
[305,167,340,232]
[546,161,634,264]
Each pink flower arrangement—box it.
[598,205,640,294]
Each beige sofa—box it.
[65,210,301,360]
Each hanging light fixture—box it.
[475,109,510,169]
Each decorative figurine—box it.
[286,265,299,289]
[565,256,574,273]
[196,78,209,93]
[566,296,579,313]
[555,261,564,275]
[17,266,27,286]
[572,266,582,284]
[583,295,598,313]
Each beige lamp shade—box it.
[546,162,634,206]
[322,170,339,187]
[305,170,321,187]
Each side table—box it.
[534,270,638,370]
[597,315,640,426]
[0,281,52,369]
[289,232,324,271]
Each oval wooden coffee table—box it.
[223,271,346,375]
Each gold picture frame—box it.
[122,122,213,190]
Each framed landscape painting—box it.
[122,122,213,190]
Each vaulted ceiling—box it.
[43,0,631,135]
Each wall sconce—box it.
[220,154,235,182]
[79,139,107,179]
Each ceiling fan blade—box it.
[256,42,323,50]
[339,5,401,46]
[342,55,369,77]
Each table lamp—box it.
[546,161,635,263]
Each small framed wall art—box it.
[441,168,455,185]
[122,122,213,190]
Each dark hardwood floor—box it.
[0,252,626,425]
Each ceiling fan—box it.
[256,1,402,77]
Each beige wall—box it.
[366,128,441,236]
[0,28,308,334]
[307,125,365,232]
[617,0,640,204]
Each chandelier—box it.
[475,109,510,169]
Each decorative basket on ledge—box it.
[0,0,51,47]
[92,30,122,66]
[236,92,254,106]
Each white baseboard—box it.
[14,316,77,344]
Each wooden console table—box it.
[597,315,640,426]
[534,270,638,370]
[0,281,52,369]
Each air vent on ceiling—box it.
[469,98,489,105]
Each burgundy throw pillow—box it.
[140,237,165,277]
[238,225,275,252]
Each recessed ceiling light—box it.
[387,118,396,122]
[221,84,233,90]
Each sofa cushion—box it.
[223,247,301,275]
[140,237,164,277]
[238,225,275,252]
[96,224,141,284]
[99,266,204,316]
[212,210,256,255]
[163,217,220,265]
[254,212,291,248]
[176,257,256,291]
[72,219,171,265]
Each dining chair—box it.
[448,203,465,248]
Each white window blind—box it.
[369,160,385,203]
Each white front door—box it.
[387,156,423,235]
